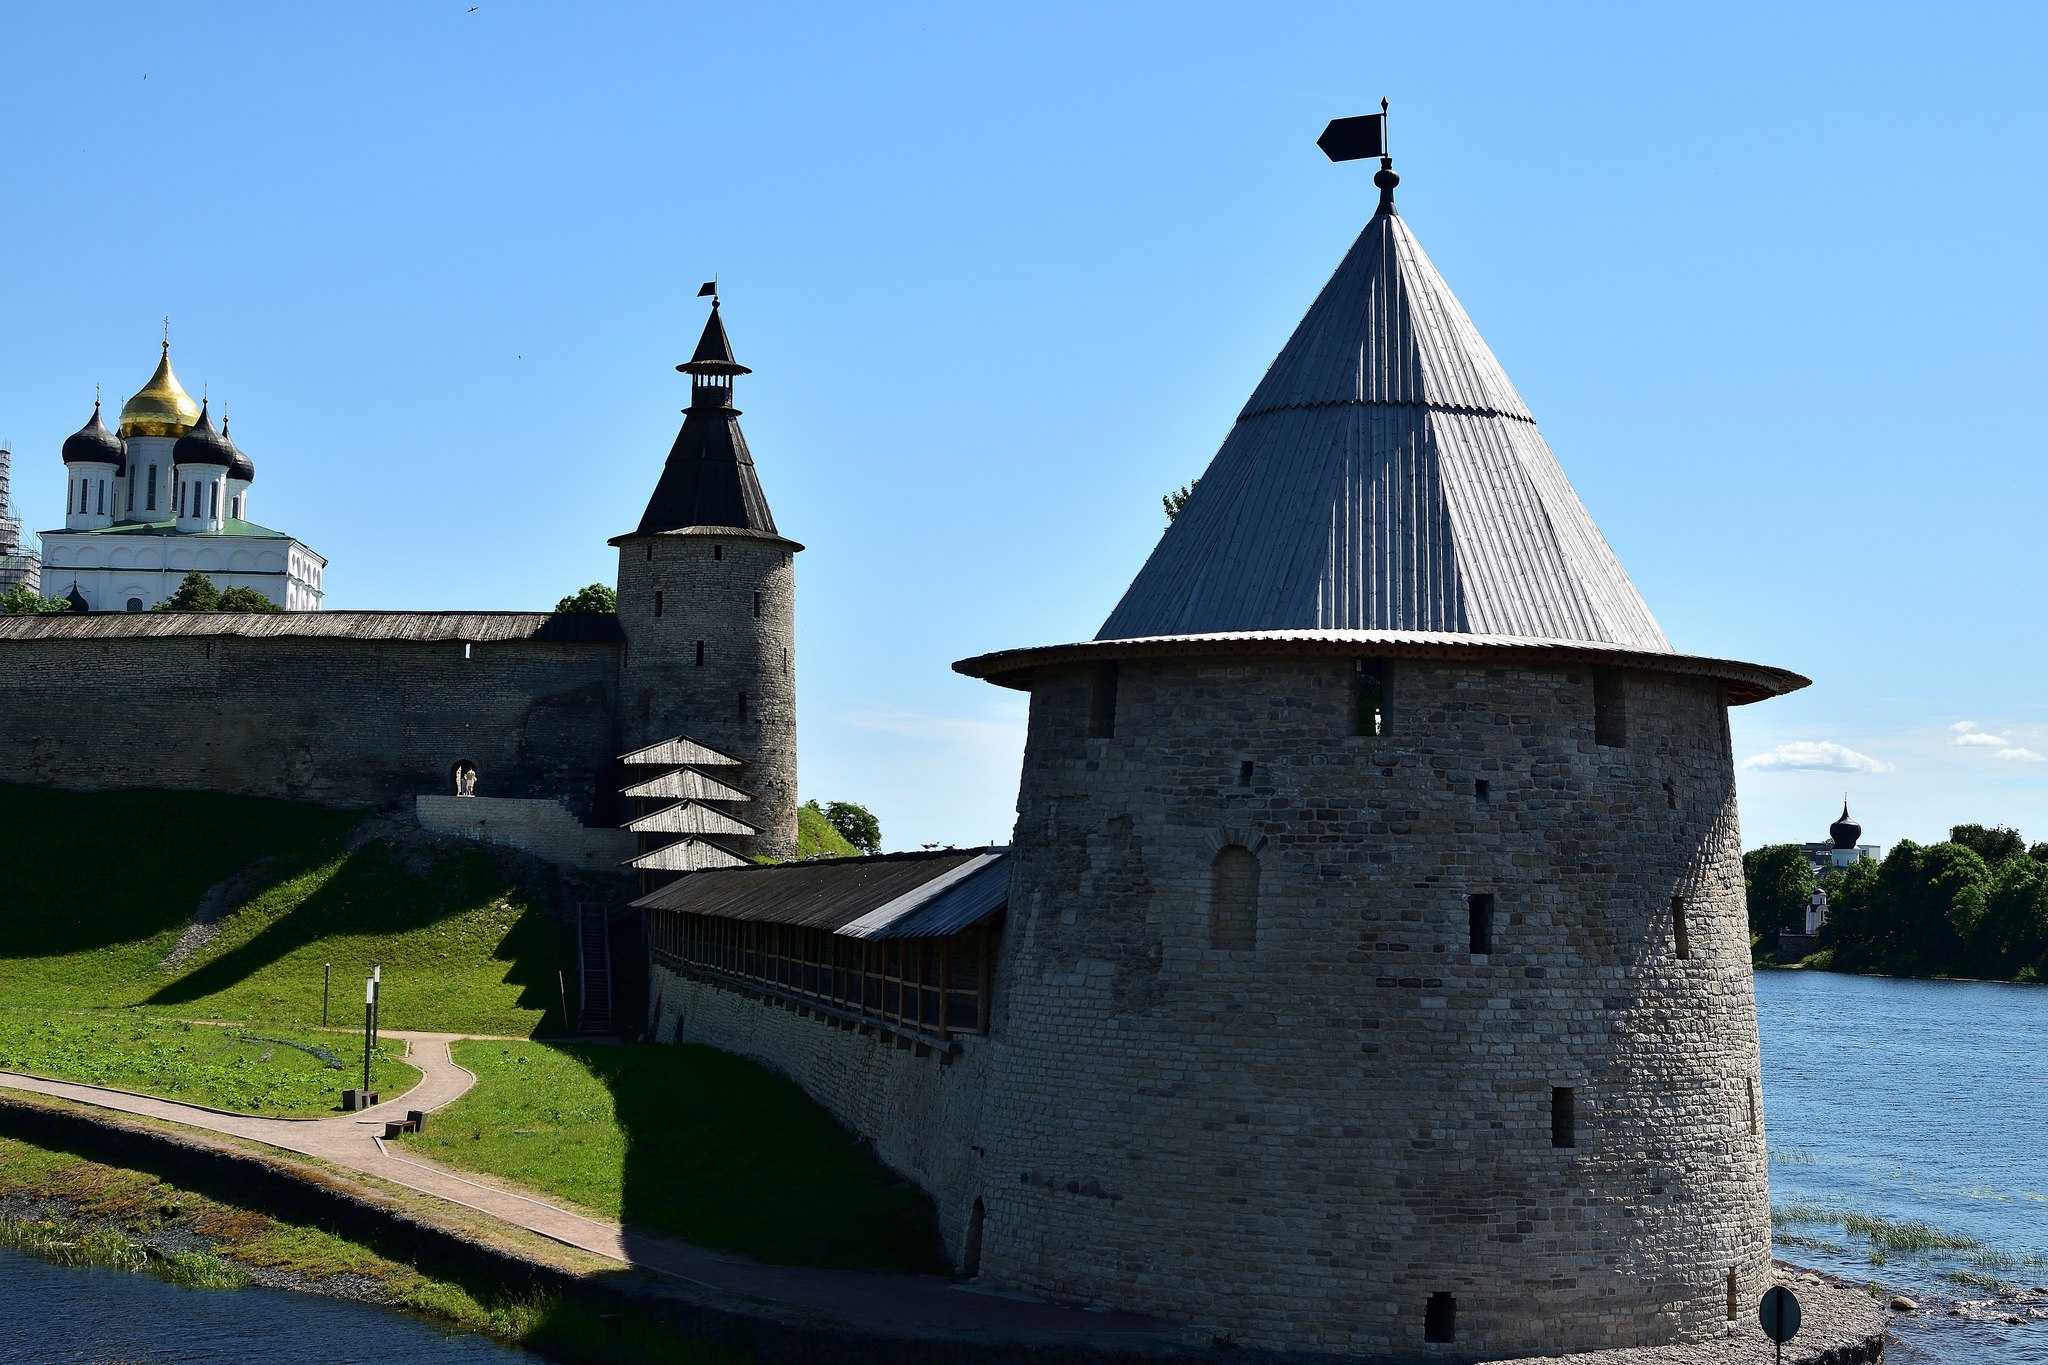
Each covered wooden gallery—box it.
[638,848,1008,1051]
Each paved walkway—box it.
[0,1033,1184,1346]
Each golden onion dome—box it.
[118,341,202,438]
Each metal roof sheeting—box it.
[632,848,1009,938]
[837,853,1008,940]
[1096,206,1670,653]
[0,610,622,643]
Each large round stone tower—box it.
[953,147,1805,1355]
[613,295,801,860]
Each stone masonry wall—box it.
[415,795,639,872]
[649,964,996,1269]
[970,654,1771,1356]
[616,531,798,859]
[0,634,621,819]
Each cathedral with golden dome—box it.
[40,339,326,611]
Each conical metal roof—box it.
[1096,179,1670,652]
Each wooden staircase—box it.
[576,902,613,1033]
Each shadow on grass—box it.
[0,785,356,962]
[604,1044,948,1274]
[145,842,570,1034]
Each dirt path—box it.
[0,1033,1184,1345]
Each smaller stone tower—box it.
[612,294,801,860]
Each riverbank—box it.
[0,1126,728,1364]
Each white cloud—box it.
[1950,721,1980,734]
[1995,747,2046,763]
[1742,741,1895,774]
[840,702,1027,757]
[1955,731,2008,747]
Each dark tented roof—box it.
[632,848,1009,940]
[679,302,751,377]
[0,610,624,643]
[630,404,780,536]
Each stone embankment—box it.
[0,1063,1886,1365]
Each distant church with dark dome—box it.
[39,339,327,612]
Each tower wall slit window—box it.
[1087,662,1120,739]
[1468,893,1495,955]
[1671,895,1690,959]
[1356,659,1385,737]
[1593,667,1626,747]
[1551,1086,1576,1148]
[695,640,705,666]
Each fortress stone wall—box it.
[0,619,623,821]
[973,654,1770,1354]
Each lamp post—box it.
[362,976,375,1096]
[371,965,381,1050]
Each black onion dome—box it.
[62,401,127,471]
[172,401,233,467]
[1829,802,1862,850]
[222,418,255,483]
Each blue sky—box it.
[1,2,2040,853]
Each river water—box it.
[2,971,2042,1361]
[0,1243,536,1362]
[1758,969,2048,1363]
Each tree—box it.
[0,583,70,615]
[1949,823,2026,868]
[1162,479,1199,524]
[1743,845,1814,940]
[1973,857,2048,963]
[822,800,881,855]
[555,583,617,614]
[216,585,282,613]
[151,571,221,612]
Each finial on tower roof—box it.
[1318,101,1399,216]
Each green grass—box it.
[401,1041,947,1274]
[0,785,571,1035]
[0,1010,416,1115]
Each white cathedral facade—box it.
[41,341,325,612]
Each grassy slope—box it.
[0,1012,416,1116]
[794,802,859,859]
[404,1041,946,1274]
[0,785,570,1034]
